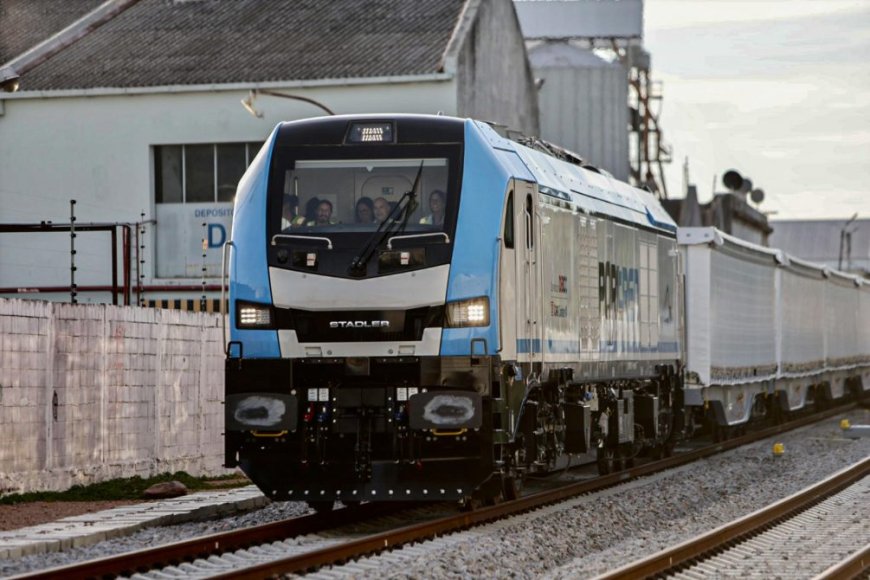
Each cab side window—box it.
[503,191,514,249]
[525,194,534,249]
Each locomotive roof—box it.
[473,121,677,235]
[262,114,675,235]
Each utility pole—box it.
[838,212,859,271]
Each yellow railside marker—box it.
[772,442,785,457]
[840,419,851,430]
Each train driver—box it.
[308,199,336,226]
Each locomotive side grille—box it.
[275,306,444,342]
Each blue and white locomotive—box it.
[224,114,685,509]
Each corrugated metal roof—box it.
[770,219,870,273]
[0,0,104,64]
[12,0,468,91]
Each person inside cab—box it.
[373,197,391,223]
[419,189,445,226]
[308,199,336,226]
[355,197,375,224]
[281,194,305,229]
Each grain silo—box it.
[528,42,629,180]
[515,0,670,195]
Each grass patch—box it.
[0,471,249,504]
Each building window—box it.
[217,144,248,202]
[153,142,262,280]
[154,142,262,204]
[155,145,182,203]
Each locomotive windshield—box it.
[276,158,450,234]
[266,144,461,278]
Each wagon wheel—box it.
[502,474,520,501]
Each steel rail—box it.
[814,542,870,580]
[595,456,870,580]
[11,402,858,580]
[10,502,414,580]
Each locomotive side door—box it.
[516,181,542,366]
[498,183,517,359]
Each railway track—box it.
[596,457,869,580]
[11,403,859,580]
[7,502,421,580]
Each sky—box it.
[643,0,870,220]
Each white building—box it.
[0,0,539,307]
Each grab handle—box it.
[221,240,236,352]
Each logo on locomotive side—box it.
[329,320,391,328]
[550,274,568,294]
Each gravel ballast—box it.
[2,409,868,578]
[335,409,870,579]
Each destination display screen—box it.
[346,122,394,144]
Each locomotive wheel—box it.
[502,475,520,501]
[462,473,509,510]
[460,496,485,512]
[596,448,614,475]
[307,500,335,514]
[650,440,675,459]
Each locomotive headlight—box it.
[445,296,490,327]
[236,301,274,329]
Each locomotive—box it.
[222,114,868,510]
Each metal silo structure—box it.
[515,0,671,196]
[529,42,630,181]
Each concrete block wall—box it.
[0,298,230,494]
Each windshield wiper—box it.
[348,161,423,277]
